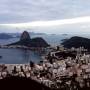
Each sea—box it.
[0,33,89,64]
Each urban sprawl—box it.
[0,46,90,89]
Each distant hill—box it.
[0,33,13,39]
[31,37,50,47]
[8,31,50,48]
[62,36,90,50]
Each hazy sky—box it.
[0,0,90,33]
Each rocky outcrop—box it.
[20,31,31,41]
[8,31,49,48]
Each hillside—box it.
[62,36,90,49]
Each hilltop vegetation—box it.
[62,36,90,50]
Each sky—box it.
[0,0,90,34]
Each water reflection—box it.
[21,49,31,63]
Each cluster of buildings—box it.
[0,46,90,89]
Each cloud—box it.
[1,16,90,27]
[0,16,90,34]
[0,0,90,23]
[0,0,90,33]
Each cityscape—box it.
[0,0,90,90]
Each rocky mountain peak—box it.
[20,31,31,41]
